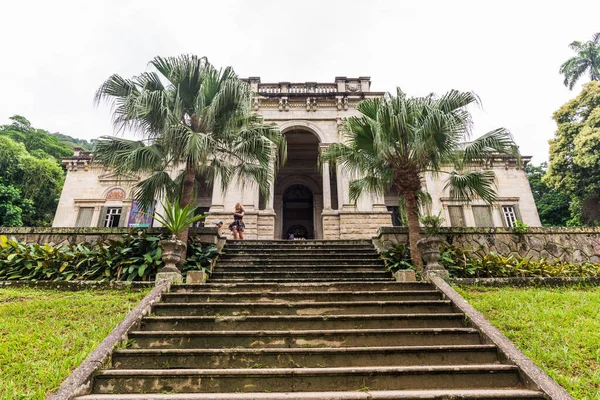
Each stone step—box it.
[222,248,377,254]
[128,328,481,349]
[111,344,499,369]
[161,290,442,303]
[170,282,433,293]
[207,278,396,283]
[209,271,392,280]
[75,389,547,400]
[219,253,381,260]
[227,240,373,246]
[140,313,465,331]
[215,259,385,266]
[151,300,454,316]
[91,365,520,394]
[214,265,387,273]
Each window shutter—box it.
[473,206,493,227]
[448,206,465,227]
[97,207,107,227]
[75,208,94,227]
[119,206,130,227]
[514,204,522,222]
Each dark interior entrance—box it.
[282,184,314,239]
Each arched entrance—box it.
[274,129,323,239]
[282,184,314,239]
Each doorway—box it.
[282,184,314,239]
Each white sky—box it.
[0,0,598,164]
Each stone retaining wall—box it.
[375,226,600,264]
[0,227,222,246]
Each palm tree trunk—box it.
[178,162,196,246]
[404,190,424,272]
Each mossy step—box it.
[207,278,395,283]
[75,389,547,400]
[151,300,454,316]
[209,271,392,280]
[140,313,465,331]
[127,327,481,349]
[160,290,441,304]
[92,365,520,394]
[170,282,433,293]
[111,344,499,369]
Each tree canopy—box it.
[525,163,570,226]
[321,88,519,271]
[559,32,600,90]
[0,135,65,226]
[0,115,91,226]
[545,82,600,224]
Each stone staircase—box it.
[76,240,546,399]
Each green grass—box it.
[0,287,148,399]
[456,285,600,399]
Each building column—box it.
[210,174,225,212]
[322,161,332,210]
[337,164,353,210]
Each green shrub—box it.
[184,242,220,273]
[440,244,600,278]
[380,244,414,272]
[0,231,218,282]
[380,242,600,278]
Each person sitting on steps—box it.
[229,203,245,240]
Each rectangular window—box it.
[473,206,493,227]
[104,207,122,227]
[387,206,403,227]
[502,205,518,227]
[448,206,465,227]
[75,207,94,227]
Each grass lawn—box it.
[456,285,600,400]
[0,287,148,400]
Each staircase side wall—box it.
[376,226,600,264]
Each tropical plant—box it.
[184,242,219,273]
[153,199,205,238]
[94,55,287,245]
[380,243,413,272]
[439,244,600,278]
[419,213,444,237]
[0,232,220,282]
[559,32,600,90]
[321,88,520,271]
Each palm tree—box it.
[559,32,600,90]
[94,55,286,244]
[321,88,520,271]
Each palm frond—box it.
[444,170,497,204]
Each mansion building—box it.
[52,77,541,239]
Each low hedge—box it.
[0,231,217,282]
[380,243,600,278]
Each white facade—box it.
[53,77,541,238]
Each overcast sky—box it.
[1,0,598,164]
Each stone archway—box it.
[274,129,323,239]
[282,184,314,239]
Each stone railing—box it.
[258,83,338,94]
[374,226,600,264]
[0,227,224,247]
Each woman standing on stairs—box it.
[229,203,245,240]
